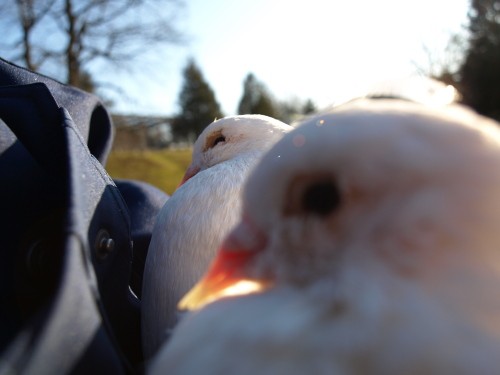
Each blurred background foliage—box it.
[1,0,499,193]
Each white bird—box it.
[150,99,500,375]
[141,114,292,359]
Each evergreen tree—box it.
[437,0,500,120]
[302,99,317,115]
[277,98,317,124]
[459,0,500,120]
[173,59,224,141]
[237,73,279,118]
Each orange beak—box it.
[178,216,270,311]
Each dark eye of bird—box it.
[302,180,341,216]
[213,135,226,147]
[204,130,227,151]
[284,174,341,217]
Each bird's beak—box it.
[178,165,201,187]
[178,217,270,311]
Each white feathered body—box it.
[141,158,248,356]
[151,276,500,375]
[142,115,292,358]
[149,101,500,374]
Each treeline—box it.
[2,0,499,138]
[0,0,315,144]
[435,0,500,121]
[171,59,316,142]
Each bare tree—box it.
[16,0,57,70]
[0,0,56,70]
[0,0,185,91]
[413,31,468,86]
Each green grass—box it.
[105,148,193,195]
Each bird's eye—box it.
[284,174,341,217]
[212,135,226,147]
[205,130,226,150]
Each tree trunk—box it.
[65,0,80,86]
[17,0,36,71]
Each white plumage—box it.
[141,115,292,358]
[150,99,500,374]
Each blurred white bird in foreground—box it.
[141,115,292,358]
[150,99,500,375]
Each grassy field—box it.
[105,148,193,195]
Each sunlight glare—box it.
[178,279,267,311]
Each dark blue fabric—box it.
[0,57,113,164]
[0,58,169,374]
[115,180,169,299]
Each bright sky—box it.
[109,0,470,116]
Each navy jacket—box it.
[0,58,169,374]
